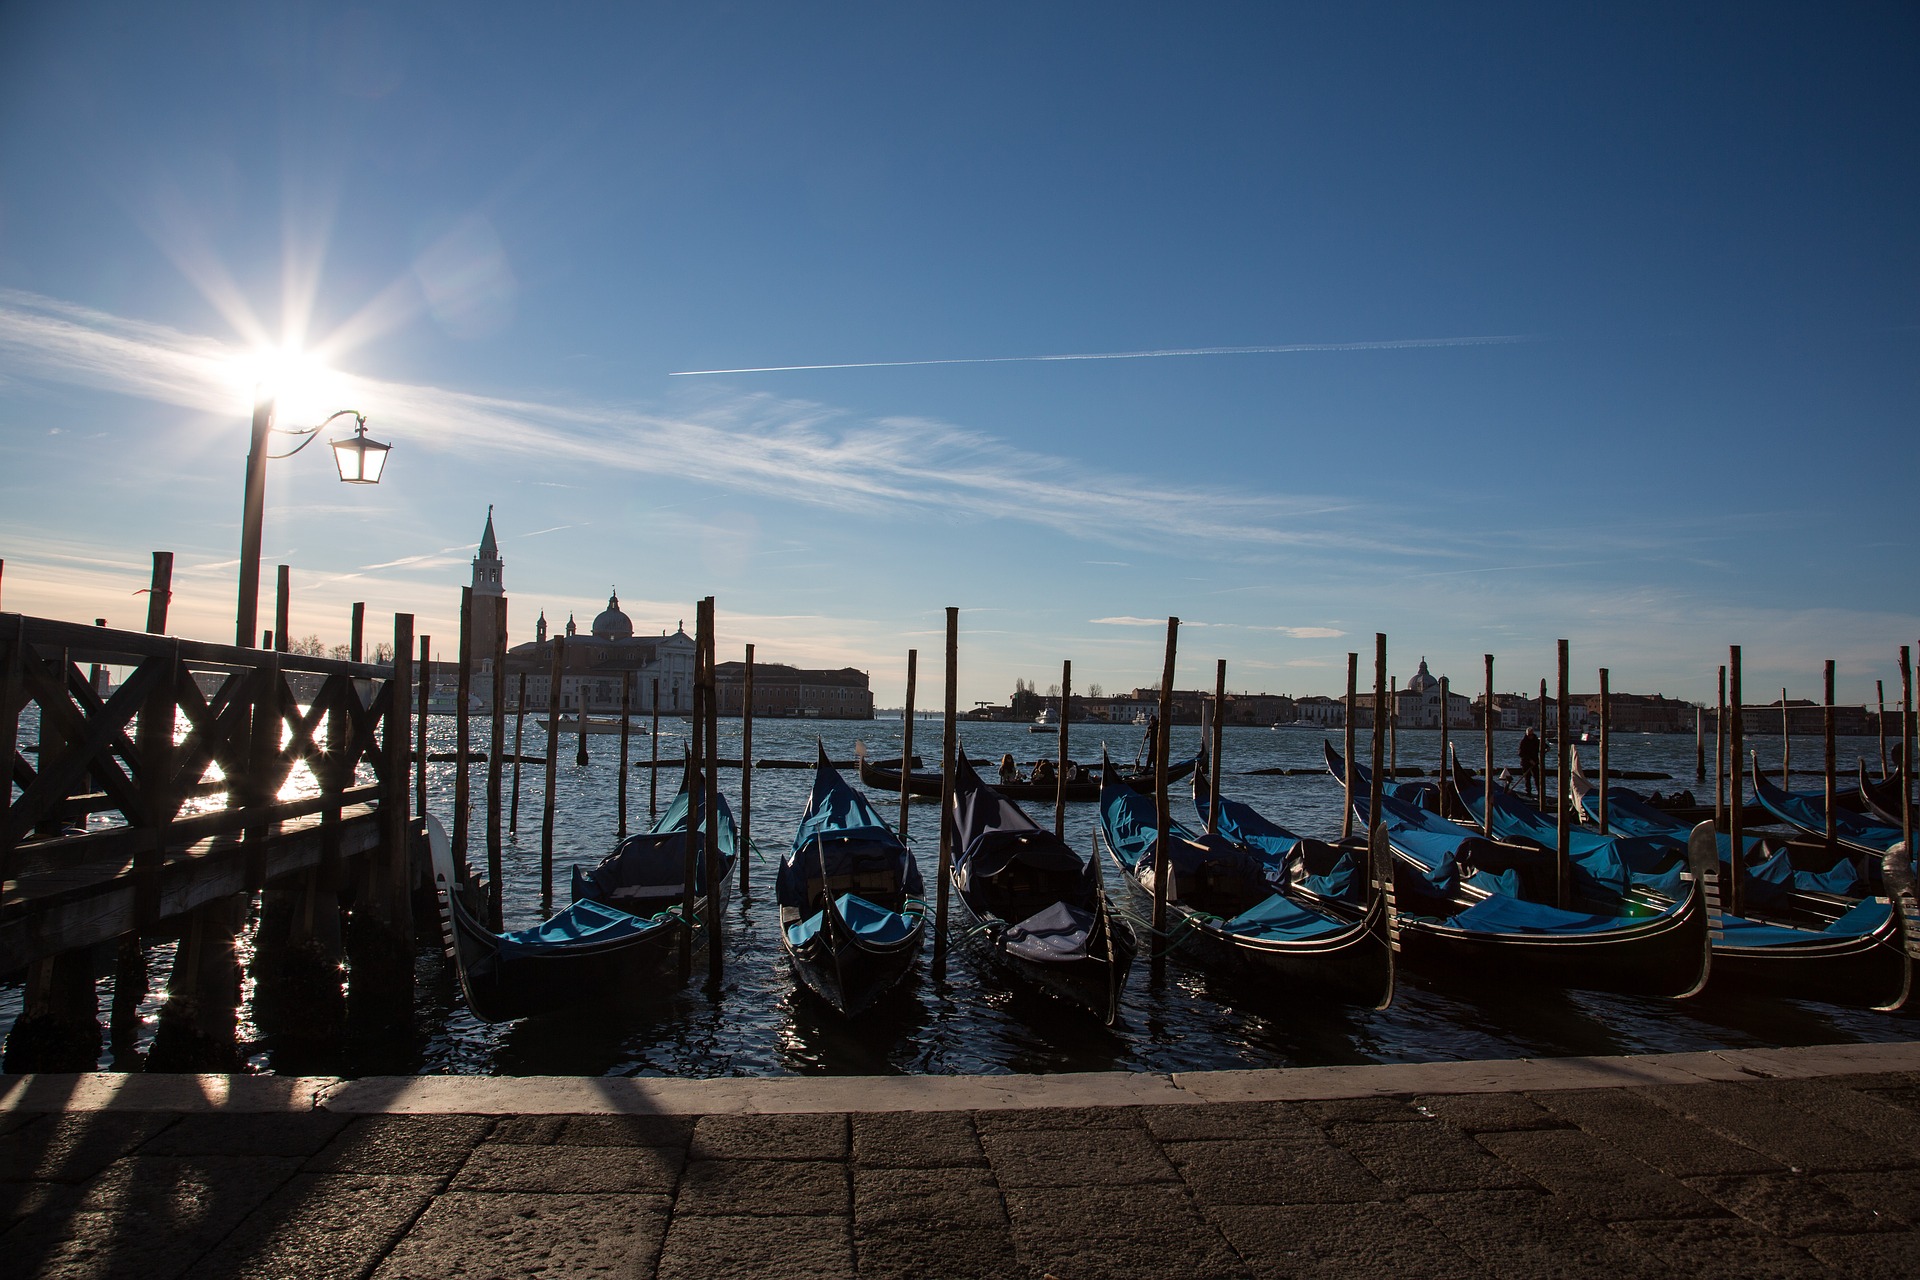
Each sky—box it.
[0,3,1915,709]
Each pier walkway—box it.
[4,1040,1919,1279]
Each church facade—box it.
[505,594,697,714]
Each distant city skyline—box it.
[1,5,1914,707]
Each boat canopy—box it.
[495,897,653,960]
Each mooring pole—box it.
[682,607,704,981]
[1597,668,1611,834]
[1556,640,1571,909]
[415,636,430,824]
[1389,676,1398,777]
[1482,654,1495,837]
[739,642,755,895]
[1341,652,1358,841]
[1054,659,1072,839]
[934,608,958,976]
[539,636,563,917]
[350,602,364,663]
[509,672,526,833]
[1368,636,1386,837]
[274,564,290,653]
[650,677,661,821]
[454,587,473,889]
[1696,705,1706,783]
[1781,687,1791,787]
[1437,676,1452,819]
[898,649,917,839]
[1208,658,1227,836]
[1538,678,1550,802]
[703,599,722,980]
[1729,645,1747,919]
[1824,659,1837,849]
[617,671,632,838]
[486,601,508,928]
[1900,645,1913,869]
[1878,679,1889,777]
[1152,617,1179,959]
[1715,665,1727,833]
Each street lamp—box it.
[235,394,393,647]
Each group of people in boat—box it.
[997,753,1092,787]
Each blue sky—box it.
[1,3,1914,707]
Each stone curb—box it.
[2,1040,1916,1115]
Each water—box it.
[7,715,1911,1076]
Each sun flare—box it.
[227,343,351,429]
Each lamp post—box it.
[235,395,391,647]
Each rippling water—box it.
[7,714,1911,1076]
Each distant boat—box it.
[536,714,649,735]
[1030,707,1055,733]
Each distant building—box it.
[1393,658,1473,728]
[505,593,696,713]
[713,663,874,719]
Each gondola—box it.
[856,740,1191,803]
[776,747,927,1016]
[947,749,1136,1021]
[1752,762,1906,860]
[1096,757,1393,1007]
[1857,759,1912,829]
[1496,757,1909,1008]
[1324,743,1713,998]
[430,761,736,1023]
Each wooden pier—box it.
[2,610,418,1072]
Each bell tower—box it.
[469,505,507,667]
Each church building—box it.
[505,592,696,714]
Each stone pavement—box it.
[3,1041,1919,1279]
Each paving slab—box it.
[1166,1137,1392,1205]
[1330,1119,1535,1193]
[0,1073,330,1113]
[853,1165,1007,1228]
[851,1109,986,1166]
[1141,1098,1322,1143]
[981,1125,1179,1187]
[1528,1087,1785,1178]
[136,1110,350,1157]
[1001,1181,1249,1280]
[1605,1216,1830,1280]
[674,1157,849,1216]
[187,1172,440,1280]
[1816,1167,1920,1228]
[1795,1229,1920,1279]
[690,1111,848,1159]
[1209,1200,1492,1279]
[0,1112,175,1182]
[449,1141,682,1194]
[1685,1171,1904,1238]
[656,1212,852,1280]
[1647,1081,1917,1172]
[1406,1188,1681,1279]
[370,1190,670,1280]
[854,1220,1031,1280]
[303,1114,493,1177]
[1475,1127,1723,1221]
[1413,1092,1568,1133]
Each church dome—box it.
[591,591,634,640]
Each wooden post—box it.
[898,650,917,838]
[454,587,473,880]
[486,600,507,932]
[1696,705,1706,782]
[146,551,173,634]
[274,564,290,653]
[1538,678,1549,803]
[1368,636,1386,837]
[539,636,563,917]
[0,617,20,895]
[739,643,755,894]
[350,602,365,663]
[934,607,958,974]
[1824,659,1837,849]
[1728,645,1746,919]
[341,613,416,1040]
[1781,687,1791,787]
[1556,640,1570,909]
[509,672,526,833]
[1054,659,1072,838]
[703,599,722,978]
[415,636,431,825]
[575,698,589,768]
[1437,676,1452,818]
[681,611,703,980]
[1152,618,1179,958]
[1389,676,1398,776]
[617,671,632,837]
[1597,668,1611,834]
[1341,652,1358,840]
[1878,679,1889,776]
[1208,658,1227,836]
[1900,645,1913,871]
[1715,665,1727,832]
[1482,654,1494,837]
[650,677,661,821]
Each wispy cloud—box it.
[1090,616,1170,627]
[669,334,1537,376]
[1271,626,1346,639]
[0,288,1444,561]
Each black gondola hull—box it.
[948,888,1137,1021]
[782,920,926,1018]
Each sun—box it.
[226,343,351,429]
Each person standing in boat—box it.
[1518,726,1541,798]
[999,753,1020,786]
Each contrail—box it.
[670,334,1535,376]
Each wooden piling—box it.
[1209,657,1227,836]
[681,608,704,981]
[1696,705,1706,782]
[274,564,290,653]
[1437,676,1452,819]
[739,643,754,895]
[454,587,473,881]
[934,607,958,974]
[650,677,661,821]
[702,599,722,979]
[1152,618,1179,958]
[1597,668,1610,834]
[1368,636,1386,837]
[1481,654,1494,838]
[1878,679,1889,776]
[1538,678,1550,803]
[1556,640,1570,909]
[486,600,507,933]
[898,650,917,838]
[1728,645,1747,919]
[1900,645,1913,866]
[1341,652,1358,841]
[145,551,173,634]
[1054,659,1072,839]
[118,555,173,1057]
[1824,659,1837,848]
[350,602,364,663]
[345,612,416,1040]
[415,636,430,822]
[509,672,526,833]
[617,671,632,837]
[1715,665,1727,832]
[1389,676,1398,777]
[540,636,563,918]
[1781,688,1791,786]
[575,701,589,768]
